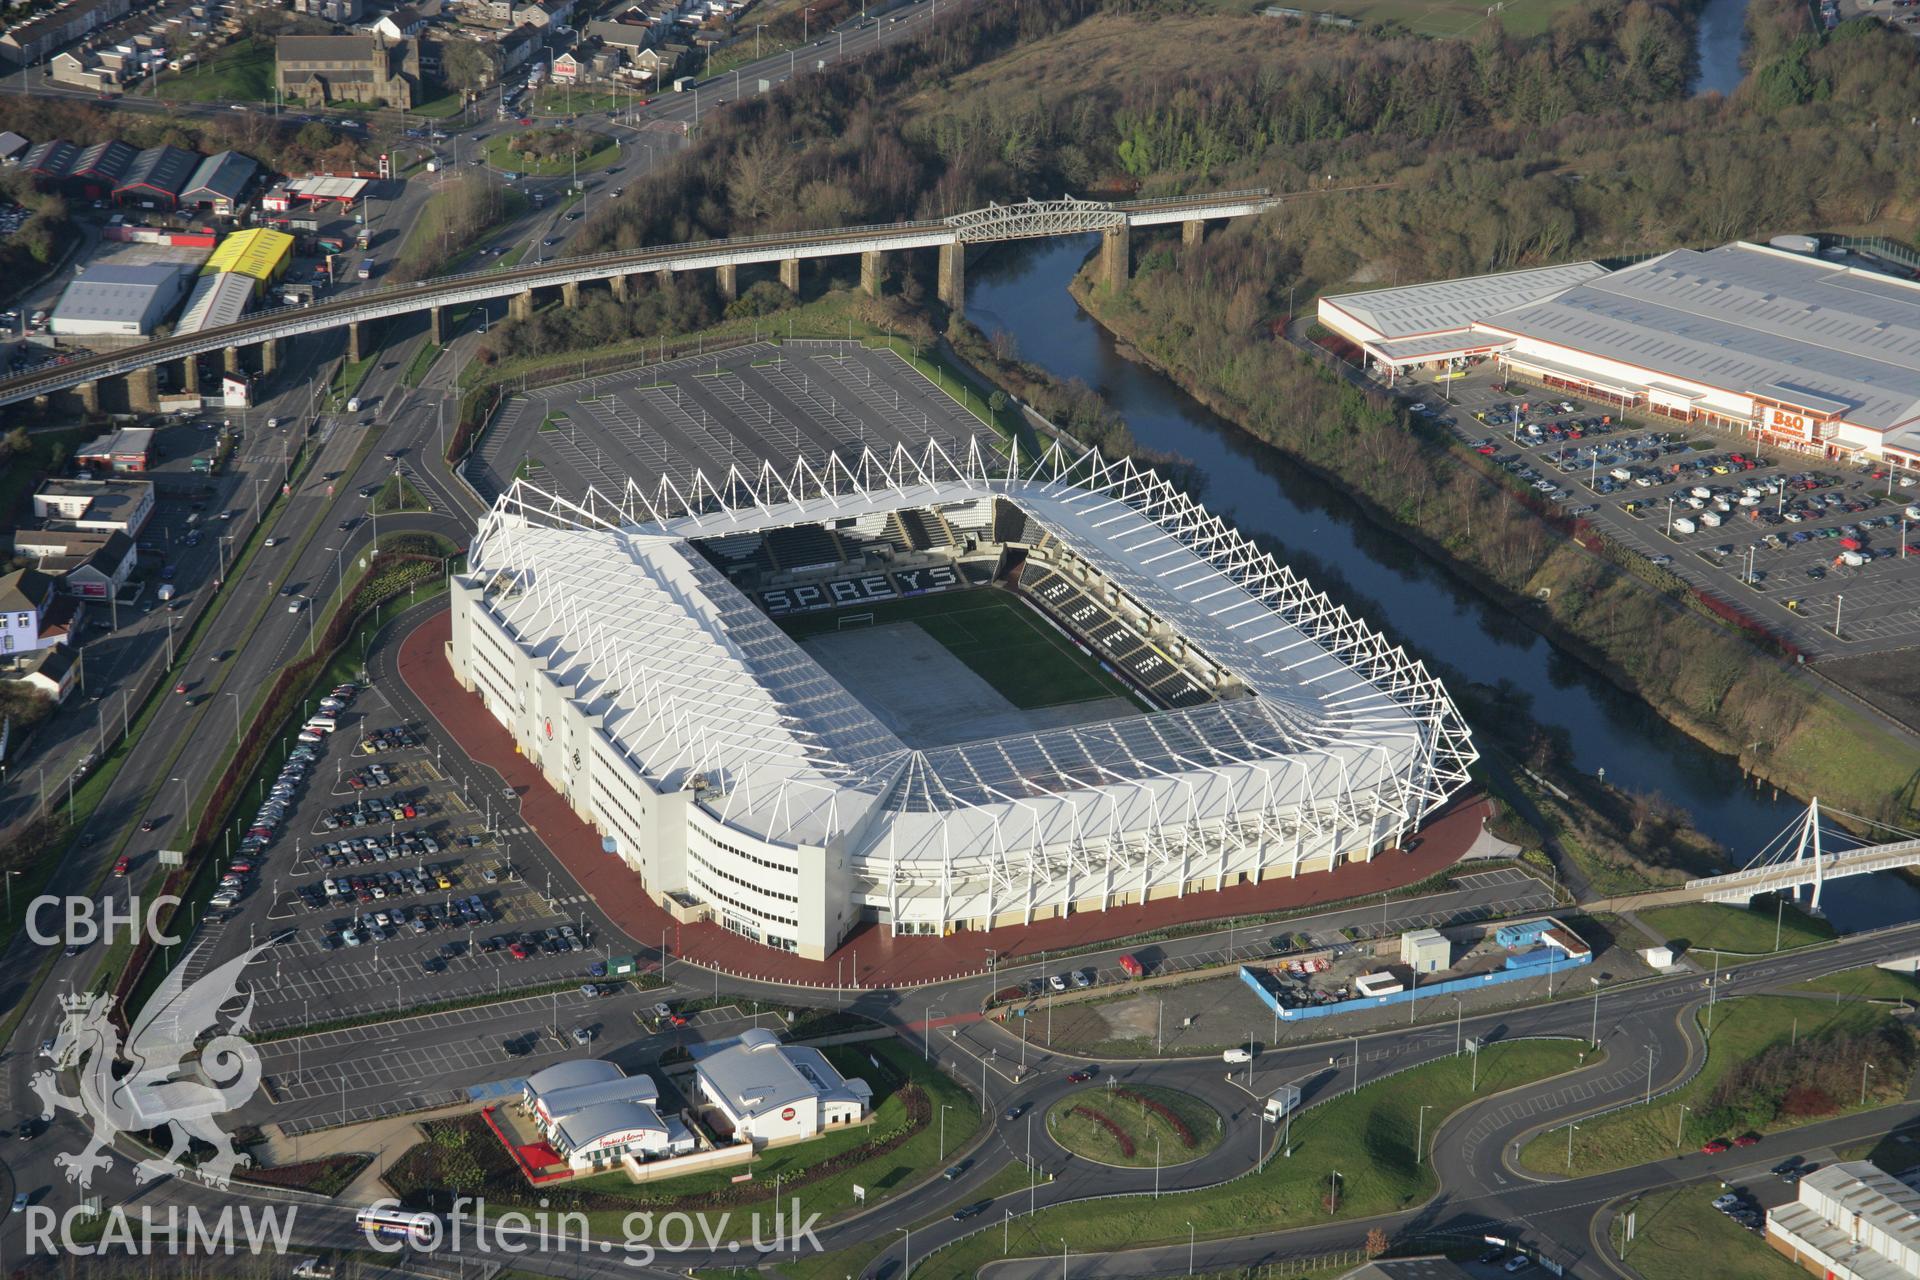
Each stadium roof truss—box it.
[468,437,1477,920]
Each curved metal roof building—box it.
[451,440,1476,959]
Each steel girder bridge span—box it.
[1685,798,1920,910]
[0,190,1277,413]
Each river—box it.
[963,236,1920,934]
[1691,0,1749,96]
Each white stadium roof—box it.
[468,442,1475,883]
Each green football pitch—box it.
[778,589,1145,712]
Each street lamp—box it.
[1416,1104,1434,1165]
[938,1103,951,1162]
[1186,1222,1196,1276]
[1675,1103,1691,1149]
[1863,1061,1876,1106]
[1589,976,1603,1048]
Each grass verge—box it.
[402,340,442,387]
[783,1040,1587,1280]
[154,40,273,102]
[1519,996,1912,1176]
[1635,900,1834,956]
[1045,1085,1222,1168]
[374,471,431,514]
[1791,964,1920,1003]
[1613,1181,1803,1280]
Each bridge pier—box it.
[182,356,200,396]
[428,306,446,346]
[937,243,964,315]
[510,290,534,322]
[610,273,631,303]
[346,323,366,364]
[77,380,100,414]
[259,338,281,378]
[779,257,801,296]
[561,281,581,310]
[860,250,884,298]
[716,263,738,302]
[125,366,158,413]
[224,346,243,377]
[1100,222,1131,293]
[654,267,674,291]
[1182,218,1205,248]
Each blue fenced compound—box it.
[1240,916,1593,1023]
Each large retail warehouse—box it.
[1319,241,1920,470]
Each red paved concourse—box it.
[400,609,1491,990]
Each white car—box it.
[1047,974,1067,992]
[288,599,303,613]
[264,537,279,547]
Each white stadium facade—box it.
[1319,241,1920,471]
[449,440,1476,960]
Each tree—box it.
[1364,1228,1390,1259]
[439,38,498,96]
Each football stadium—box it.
[450,440,1477,960]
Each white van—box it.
[304,715,338,733]
[1223,1048,1253,1065]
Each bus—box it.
[355,1207,437,1246]
[357,259,376,281]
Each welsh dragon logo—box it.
[31,942,271,1190]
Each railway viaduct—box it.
[0,190,1276,414]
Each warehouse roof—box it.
[1482,243,1920,433]
[72,139,137,184]
[52,263,190,328]
[23,138,78,180]
[0,131,32,163]
[78,426,155,460]
[1323,261,1607,341]
[181,150,258,204]
[175,271,254,333]
[203,229,293,282]
[117,144,200,199]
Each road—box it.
[4,2,1920,1275]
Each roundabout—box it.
[1045,1085,1224,1168]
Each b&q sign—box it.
[1769,407,1812,437]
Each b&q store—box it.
[1318,241,1920,473]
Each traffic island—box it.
[1045,1085,1221,1168]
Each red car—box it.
[1066,1069,1093,1084]
[174,681,189,695]
[112,855,129,876]
[1701,1139,1730,1154]
[508,942,529,960]
[1475,444,1498,455]
[1733,1134,1760,1147]
[517,116,532,125]
[401,804,417,819]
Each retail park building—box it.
[1318,241,1920,471]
